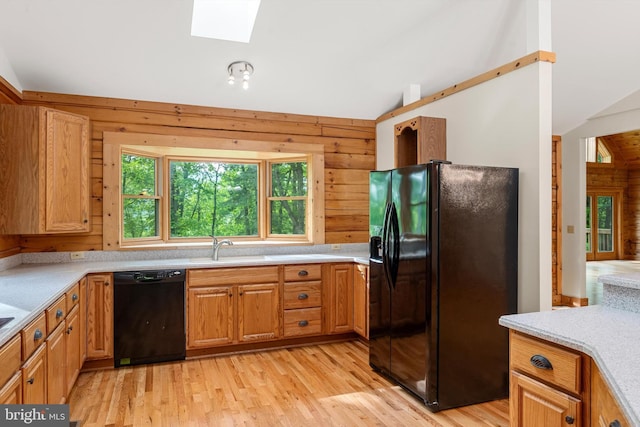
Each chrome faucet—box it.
[212,236,233,261]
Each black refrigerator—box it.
[368,161,518,412]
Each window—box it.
[104,132,324,249]
[269,161,307,235]
[169,160,258,238]
[121,153,160,240]
[585,137,612,164]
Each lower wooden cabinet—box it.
[187,267,280,349]
[353,264,368,339]
[0,371,22,404]
[510,370,581,427]
[188,285,234,347]
[591,361,630,427]
[86,273,113,360]
[22,344,47,404]
[65,304,82,396]
[509,330,632,427]
[46,323,66,404]
[238,283,280,342]
[327,263,354,334]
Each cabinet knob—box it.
[298,293,309,300]
[83,219,88,223]
[66,326,73,334]
[72,293,79,302]
[33,329,43,341]
[298,270,308,277]
[27,377,35,385]
[56,308,64,318]
[565,415,575,425]
[298,320,309,327]
[609,421,622,427]
[530,354,553,370]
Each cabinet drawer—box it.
[0,334,22,386]
[21,313,47,360]
[283,282,322,309]
[189,266,279,287]
[46,295,67,334]
[510,332,582,395]
[284,264,322,282]
[283,308,322,337]
[65,282,81,310]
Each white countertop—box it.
[0,253,368,348]
[500,305,640,426]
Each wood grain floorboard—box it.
[68,340,509,426]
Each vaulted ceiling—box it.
[0,0,639,136]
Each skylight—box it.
[191,0,261,43]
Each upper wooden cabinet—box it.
[394,116,446,167]
[0,105,90,234]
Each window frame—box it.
[103,132,325,250]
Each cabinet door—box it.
[22,344,47,404]
[328,264,354,334]
[238,283,280,342]
[46,323,66,404]
[65,305,81,397]
[591,362,630,427]
[79,277,87,364]
[0,371,22,404]
[44,109,90,232]
[187,286,234,348]
[510,371,581,427]
[86,273,113,360]
[353,265,369,338]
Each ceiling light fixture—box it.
[227,61,254,90]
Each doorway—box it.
[586,191,621,261]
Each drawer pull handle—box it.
[33,329,43,340]
[72,293,79,302]
[298,270,308,277]
[609,421,621,427]
[56,309,64,318]
[298,293,309,300]
[530,354,553,370]
[298,320,309,327]
[27,377,35,385]
[565,415,575,425]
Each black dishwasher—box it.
[113,269,186,368]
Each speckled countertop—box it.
[500,273,640,426]
[0,251,368,349]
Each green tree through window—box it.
[121,152,308,243]
[170,161,258,238]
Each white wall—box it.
[561,102,640,299]
[0,44,22,92]
[377,62,553,313]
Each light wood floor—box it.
[68,340,509,426]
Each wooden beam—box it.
[376,50,556,123]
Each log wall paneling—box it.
[15,92,375,253]
[552,135,562,305]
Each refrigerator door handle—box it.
[381,202,393,290]
[388,202,400,287]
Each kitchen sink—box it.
[0,317,14,329]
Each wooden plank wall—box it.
[586,151,630,258]
[0,78,22,257]
[15,92,375,253]
[626,170,640,258]
[551,136,562,305]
